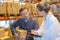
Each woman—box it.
[31,2,60,40]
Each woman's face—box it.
[36,8,45,16]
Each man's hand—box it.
[14,33,19,37]
[31,30,38,35]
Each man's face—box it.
[20,9,30,20]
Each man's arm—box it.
[10,19,20,35]
[33,20,39,30]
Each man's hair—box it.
[19,7,29,13]
[37,2,50,13]
[19,7,29,16]
[19,7,25,13]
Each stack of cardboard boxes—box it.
[0,28,10,40]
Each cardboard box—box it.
[0,28,5,38]
[0,36,10,40]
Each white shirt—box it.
[37,13,60,40]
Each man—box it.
[31,2,60,40]
[10,7,39,40]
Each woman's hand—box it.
[31,30,38,35]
